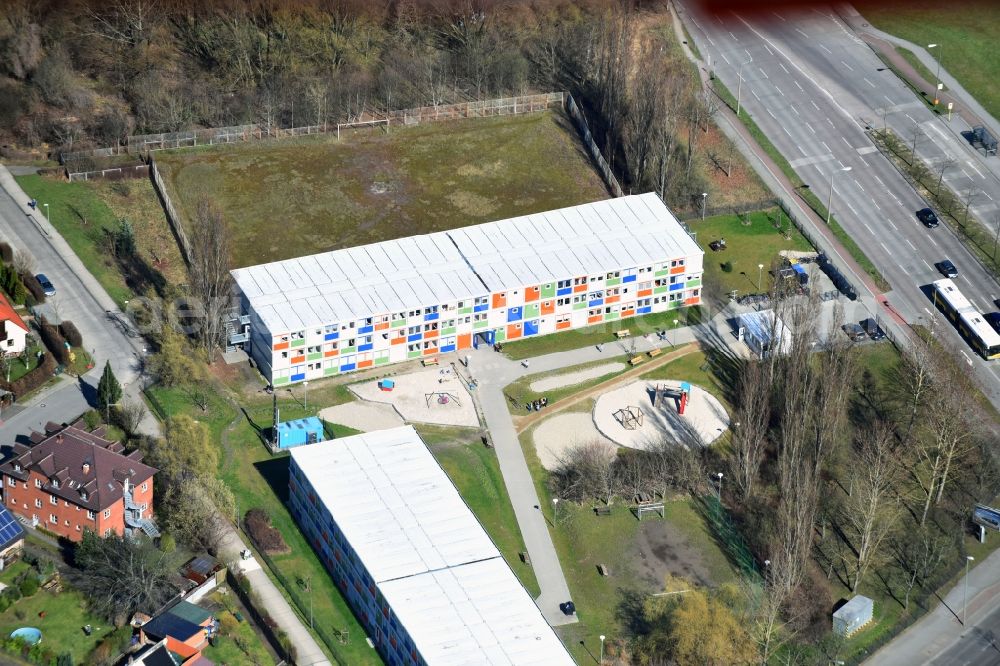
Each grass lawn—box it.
[504,355,631,412]
[688,210,814,304]
[855,0,1000,121]
[425,431,540,597]
[156,111,609,268]
[14,175,183,307]
[0,588,113,663]
[4,345,43,383]
[203,610,275,666]
[640,349,731,407]
[501,309,701,360]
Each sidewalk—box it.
[866,549,1000,664]
[218,522,332,666]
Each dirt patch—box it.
[529,362,627,393]
[631,519,717,588]
[532,411,614,471]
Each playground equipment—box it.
[378,379,395,392]
[613,405,643,430]
[426,391,461,408]
[679,382,691,416]
[653,382,691,415]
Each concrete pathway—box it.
[218,522,332,666]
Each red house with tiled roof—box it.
[0,293,28,356]
[0,420,158,541]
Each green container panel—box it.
[374,357,389,365]
[290,339,306,348]
[606,278,621,287]
[391,319,406,328]
[442,327,457,335]
[408,351,422,359]
[604,312,620,321]
[525,304,540,318]
[324,367,338,376]
[341,346,357,354]
[307,352,323,361]
[654,286,669,294]
[495,329,507,342]
[273,376,289,385]
[654,269,669,277]
[457,307,473,315]
[541,285,556,298]
[573,302,588,310]
[474,320,489,329]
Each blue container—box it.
[276,417,325,449]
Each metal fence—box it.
[564,93,624,198]
[149,156,192,263]
[68,163,149,182]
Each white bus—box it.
[932,279,1000,360]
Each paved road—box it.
[678,2,1000,412]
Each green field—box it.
[0,587,113,663]
[856,0,1000,121]
[688,210,814,304]
[155,111,610,268]
[14,176,186,306]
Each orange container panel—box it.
[357,360,373,369]
[541,301,555,315]
[423,329,439,339]
[375,322,390,331]
[606,295,620,304]
[423,346,438,355]
[525,287,540,302]
[492,293,507,308]
[684,296,700,305]
[273,341,289,351]
[637,289,653,298]
[573,284,588,293]
[670,265,686,274]
[291,355,305,365]
[391,337,406,345]
[556,320,572,330]
[457,333,472,349]
[506,324,522,340]
[588,315,602,325]
[324,350,339,357]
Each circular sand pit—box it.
[593,380,729,450]
[318,401,404,433]
[532,412,616,471]
[529,362,626,393]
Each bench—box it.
[597,564,610,577]
[615,329,631,339]
[593,506,612,516]
[629,356,645,366]
[520,551,531,566]
[421,357,439,367]
[648,348,662,358]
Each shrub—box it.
[218,611,240,636]
[58,321,83,347]
[4,585,20,602]
[83,409,102,430]
[721,260,733,273]
[18,577,38,597]
[0,243,11,262]
[158,533,175,553]
[38,318,70,365]
[0,349,55,398]
[19,272,45,304]
[244,508,290,554]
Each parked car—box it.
[935,260,958,278]
[35,273,55,296]
[842,323,867,342]
[917,208,940,228]
[860,318,886,341]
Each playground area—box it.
[533,412,616,471]
[317,401,404,433]
[593,380,729,450]
[348,366,479,427]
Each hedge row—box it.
[38,318,71,366]
[0,351,55,398]
[19,273,45,304]
[244,509,290,555]
[59,321,83,347]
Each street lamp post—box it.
[928,43,943,106]
[552,497,559,524]
[757,263,764,291]
[303,381,309,409]
[43,202,49,223]
[701,192,708,220]
[599,635,606,664]
[736,57,752,116]
[826,166,852,224]
[671,319,679,346]
[716,472,724,501]
[964,555,974,625]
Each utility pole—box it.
[736,57,752,116]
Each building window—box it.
[407,326,420,335]
[87,511,95,520]
[50,495,57,505]
[49,514,57,524]
[81,492,88,501]
[6,478,13,488]
[51,480,59,489]
[34,479,41,488]
[64,520,69,526]
[141,482,147,492]
[474,296,488,306]
[104,529,112,537]
[574,277,586,285]
[75,525,80,531]
[34,499,41,509]
[13,464,20,472]
[7,497,14,506]
[557,279,571,289]
[671,259,686,267]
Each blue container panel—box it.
[325,332,339,340]
[623,274,637,283]
[524,320,539,336]
[407,333,422,342]
[424,312,439,321]
[669,283,683,291]
[507,307,522,322]
[359,343,373,351]
[359,325,374,334]
[474,303,490,312]
[440,344,456,353]
[589,298,604,307]
[291,373,306,382]
[339,363,356,372]
[557,287,572,296]
[637,306,652,314]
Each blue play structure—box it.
[276,416,325,449]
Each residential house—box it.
[0,503,24,568]
[140,601,217,650]
[0,420,158,541]
[0,293,28,357]
[130,636,213,666]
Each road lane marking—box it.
[827,117,836,128]
[779,63,789,74]
[721,52,731,65]
[767,108,776,119]
[847,202,858,215]
[873,200,882,211]
[773,11,786,21]
[752,89,761,101]
[707,36,716,46]
[794,80,804,92]
[985,192,995,201]
[783,126,792,137]
[841,136,852,148]
[924,307,933,315]
[745,49,752,58]
[960,350,973,367]
[764,44,774,56]
[729,31,739,42]
[906,239,916,250]
[929,236,939,247]
[821,141,832,152]
[905,113,916,123]
[798,144,808,156]
[759,67,769,79]
[806,122,816,134]
[860,157,870,167]
[811,100,820,110]
[796,28,809,38]
[884,95,894,105]
[874,175,885,186]
[775,85,785,97]
[898,263,909,276]
[841,60,854,71]
[864,222,875,234]
[960,167,971,179]
[923,260,933,270]
[820,44,832,54]
[879,242,891,254]
[791,104,799,116]
[967,161,984,179]
[855,179,865,192]
[863,77,876,88]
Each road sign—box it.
[972,504,1000,531]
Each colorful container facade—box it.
[233,193,704,386]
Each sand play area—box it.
[593,380,729,450]
[317,401,404,433]
[533,412,615,471]
[347,367,479,427]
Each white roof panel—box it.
[233,193,701,334]
[290,427,573,665]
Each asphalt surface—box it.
[679,2,1000,411]
[929,603,1000,666]
[0,170,156,441]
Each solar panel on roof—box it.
[0,506,23,549]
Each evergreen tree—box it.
[97,361,122,413]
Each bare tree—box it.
[891,339,937,440]
[114,398,147,438]
[926,360,982,505]
[12,249,33,276]
[190,198,233,353]
[729,359,770,503]
[840,422,901,592]
[893,526,950,610]
[552,441,618,505]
